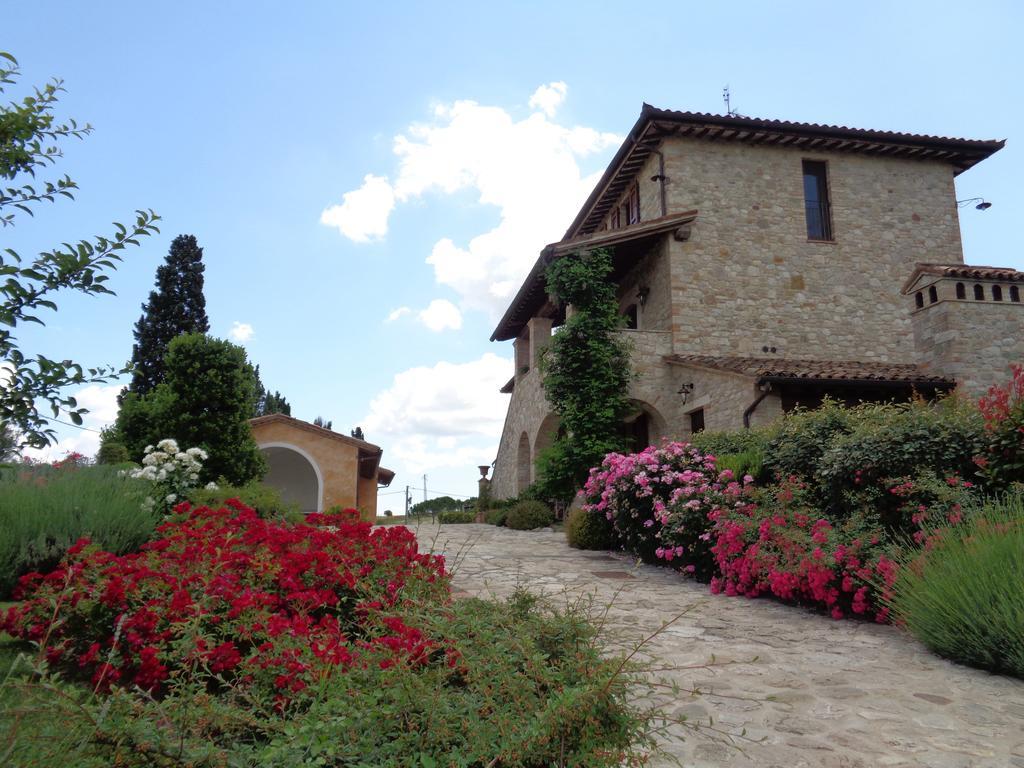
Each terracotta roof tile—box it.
[664,354,954,386]
[902,262,1024,293]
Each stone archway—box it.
[533,412,561,475]
[259,442,323,513]
[516,432,531,494]
[622,399,668,451]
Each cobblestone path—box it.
[407,522,1024,768]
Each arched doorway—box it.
[533,412,561,471]
[516,432,531,494]
[259,443,323,513]
[621,400,668,451]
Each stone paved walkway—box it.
[406,522,1024,768]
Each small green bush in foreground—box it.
[188,481,300,521]
[0,464,155,598]
[887,494,1024,678]
[0,589,660,766]
[437,510,476,524]
[566,506,613,550]
[506,500,554,530]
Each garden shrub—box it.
[714,450,765,484]
[437,510,476,524]
[565,505,613,550]
[0,463,156,598]
[690,426,775,458]
[976,364,1024,489]
[484,506,508,526]
[505,500,554,530]
[189,480,300,521]
[583,442,749,579]
[1,503,660,766]
[886,493,1024,677]
[815,398,983,518]
[710,478,898,620]
[763,399,861,484]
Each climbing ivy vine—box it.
[535,248,632,503]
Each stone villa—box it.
[489,105,1023,499]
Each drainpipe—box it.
[743,381,773,429]
[647,146,668,218]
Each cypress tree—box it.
[129,234,210,395]
[252,365,292,417]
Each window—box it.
[610,206,620,230]
[626,183,640,225]
[802,160,833,240]
[993,285,1003,301]
[1011,286,1021,303]
[928,286,938,304]
[956,282,966,299]
[915,291,924,309]
[974,284,985,300]
[689,409,705,435]
[623,304,638,329]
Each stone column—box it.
[527,317,553,370]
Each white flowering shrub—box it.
[126,439,215,516]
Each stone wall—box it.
[910,277,1024,396]
[616,240,672,331]
[659,138,963,361]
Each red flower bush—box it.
[710,478,898,621]
[2,501,449,705]
[976,363,1024,488]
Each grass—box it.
[887,493,1024,678]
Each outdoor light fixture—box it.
[677,382,695,404]
[637,286,651,306]
[957,197,993,210]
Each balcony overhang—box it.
[490,210,697,342]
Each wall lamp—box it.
[957,197,992,210]
[677,382,695,404]
[637,286,650,306]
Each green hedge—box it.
[438,510,476,524]
[565,506,613,550]
[506,501,554,531]
[187,482,300,521]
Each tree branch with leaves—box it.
[0,51,159,447]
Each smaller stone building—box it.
[249,414,394,521]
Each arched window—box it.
[992,285,1003,301]
[1011,286,1021,303]
[956,282,966,299]
[974,284,985,300]
[928,286,938,304]
[915,291,924,309]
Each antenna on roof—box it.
[722,85,743,118]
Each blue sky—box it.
[6,0,1023,508]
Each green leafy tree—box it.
[252,364,291,416]
[313,416,332,430]
[129,234,209,395]
[117,334,266,484]
[0,52,159,446]
[536,248,632,502]
[95,424,130,464]
[0,420,18,461]
[410,495,464,516]
[351,426,364,440]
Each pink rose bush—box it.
[582,442,751,581]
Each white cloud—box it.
[417,299,462,332]
[320,173,396,242]
[386,306,411,323]
[322,84,621,317]
[362,353,511,475]
[528,81,568,117]
[229,321,254,342]
[21,383,122,463]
